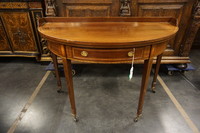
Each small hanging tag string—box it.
[129,48,135,80]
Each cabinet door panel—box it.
[1,12,37,51]
[138,3,184,55]
[138,4,184,23]
[66,6,111,17]
[0,18,11,51]
[63,0,113,17]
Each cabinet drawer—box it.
[72,47,150,62]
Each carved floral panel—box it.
[2,12,37,51]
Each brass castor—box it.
[134,114,142,122]
[134,117,138,122]
[151,89,156,93]
[73,117,79,122]
[151,82,156,93]
[57,89,65,93]
[168,70,174,76]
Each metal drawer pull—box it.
[81,51,88,57]
[128,51,134,57]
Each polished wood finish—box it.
[51,52,62,90]
[72,46,150,63]
[38,17,178,120]
[0,1,44,59]
[54,0,197,64]
[151,54,163,93]
[62,59,77,119]
[38,17,178,46]
[136,58,153,119]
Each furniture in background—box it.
[0,0,199,65]
[182,0,200,51]
[38,17,178,121]
[0,0,49,61]
[54,0,198,66]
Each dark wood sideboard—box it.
[0,0,49,61]
[182,1,200,51]
[54,0,199,64]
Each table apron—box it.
[48,41,167,63]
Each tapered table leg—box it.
[51,52,62,92]
[151,54,163,93]
[62,59,78,122]
[134,59,153,122]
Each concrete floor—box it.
[0,49,199,133]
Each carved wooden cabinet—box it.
[182,1,200,54]
[0,1,45,60]
[57,0,119,17]
[55,0,198,64]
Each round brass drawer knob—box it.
[128,51,134,57]
[81,51,88,57]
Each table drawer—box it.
[72,47,150,62]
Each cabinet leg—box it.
[51,52,62,92]
[62,59,77,121]
[151,54,163,93]
[135,59,153,122]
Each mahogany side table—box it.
[38,17,178,122]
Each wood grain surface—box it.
[38,17,178,47]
